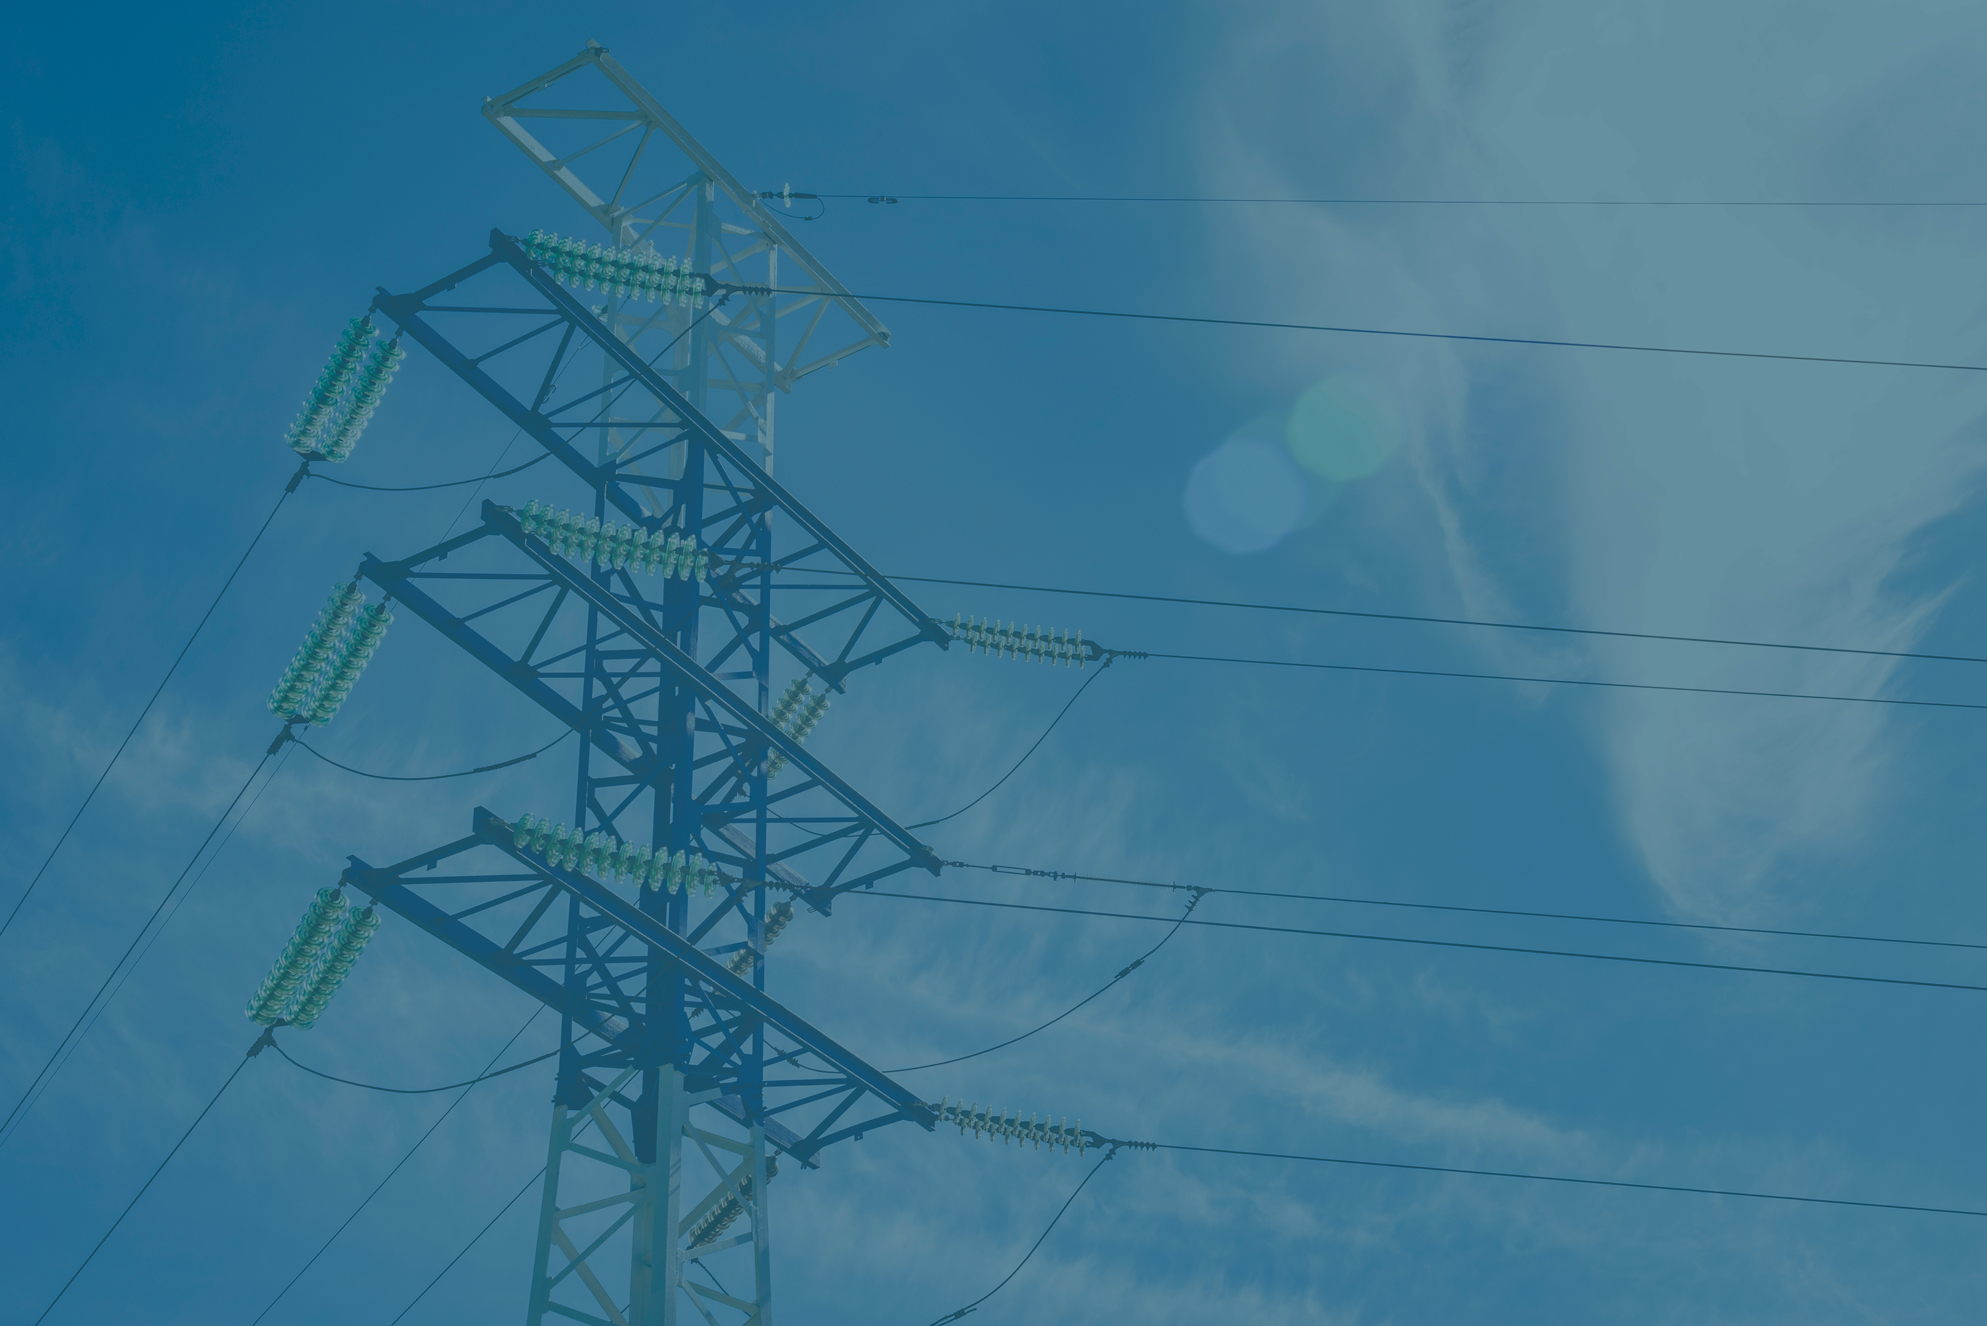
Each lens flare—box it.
[1183,434,1307,554]
[1285,374,1399,481]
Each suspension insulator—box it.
[516,503,706,581]
[268,582,367,720]
[286,904,381,1030]
[319,338,405,463]
[948,615,1092,667]
[504,815,722,897]
[792,692,830,740]
[765,681,829,778]
[769,678,808,728]
[245,887,349,1025]
[725,900,795,977]
[934,1098,1085,1155]
[523,229,707,308]
[686,1156,779,1249]
[304,602,393,727]
[286,316,376,456]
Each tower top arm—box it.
[483,41,890,385]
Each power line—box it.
[857,892,1987,997]
[790,190,1987,209]
[946,860,1987,955]
[32,1032,267,1324]
[388,1166,545,1325]
[1141,649,1987,711]
[0,464,305,943]
[0,738,283,1149]
[1121,1139,1987,1220]
[248,1011,546,1325]
[18,744,297,1147]
[270,1036,557,1095]
[921,1147,1116,1326]
[383,1117,599,1326]
[308,449,553,492]
[796,289,1987,375]
[887,891,1204,1073]
[291,728,573,782]
[868,571,1987,668]
[909,660,1115,829]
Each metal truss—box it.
[482,40,890,475]
[338,48,937,1324]
[371,227,945,696]
[358,499,941,906]
[341,811,935,1326]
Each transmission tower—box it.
[241,42,1094,1326]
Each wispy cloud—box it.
[1193,1,1987,921]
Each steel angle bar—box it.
[368,287,615,508]
[486,500,941,873]
[479,226,939,644]
[482,41,890,346]
[339,811,936,1155]
[357,528,927,896]
[340,839,638,1053]
[356,540,655,776]
[370,232,947,676]
[462,808,933,1132]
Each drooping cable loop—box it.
[506,814,722,897]
[518,501,708,579]
[886,886,1202,1071]
[291,727,571,782]
[522,229,709,307]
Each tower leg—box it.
[525,1068,770,1326]
[526,1067,644,1326]
[630,1069,684,1326]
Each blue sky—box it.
[6,3,1987,1322]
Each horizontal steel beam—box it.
[487,501,941,874]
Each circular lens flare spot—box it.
[1286,375,1399,481]
[1183,434,1307,554]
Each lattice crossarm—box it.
[469,806,936,1127]
[339,845,644,1055]
[369,288,614,505]
[484,43,890,345]
[483,229,935,636]
[484,503,941,875]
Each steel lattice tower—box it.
[330,43,960,1326]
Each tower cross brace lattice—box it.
[328,43,950,1326]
